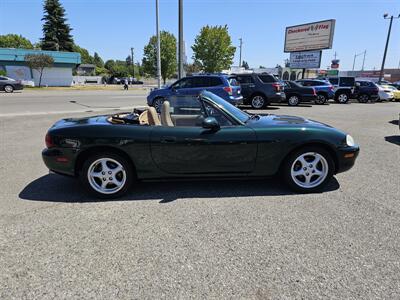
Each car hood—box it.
[246,114,333,129]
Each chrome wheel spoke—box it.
[113,165,123,174]
[90,171,102,178]
[291,152,329,189]
[101,160,109,172]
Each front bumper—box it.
[336,145,360,174]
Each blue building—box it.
[0,48,81,86]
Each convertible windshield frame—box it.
[199,91,250,125]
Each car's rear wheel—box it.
[287,95,300,106]
[250,95,266,109]
[153,97,165,113]
[336,92,349,104]
[80,153,133,199]
[315,93,327,105]
[282,146,334,193]
[4,85,14,93]
[358,94,369,103]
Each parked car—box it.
[377,84,394,101]
[0,76,24,93]
[295,79,334,104]
[42,90,359,198]
[232,73,285,109]
[283,81,317,106]
[380,85,400,101]
[147,74,243,112]
[326,77,356,104]
[353,80,380,103]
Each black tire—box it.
[250,94,267,109]
[335,92,349,104]
[4,85,14,93]
[153,97,165,113]
[80,152,134,199]
[287,94,300,106]
[315,93,327,105]
[358,94,369,103]
[282,146,335,193]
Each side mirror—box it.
[202,117,220,131]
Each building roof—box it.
[0,48,81,65]
[77,64,95,68]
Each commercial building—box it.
[0,48,81,86]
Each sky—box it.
[1,0,399,71]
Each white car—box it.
[377,85,394,101]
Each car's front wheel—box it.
[282,147,334,193]
[287,95,300,106]
[4,85,14,93]
[80,153,134,199]
[250,95,267,109]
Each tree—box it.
[25,54,54,87]
[72,45,93,64]
[142,31,177,84]
[191,25,236,73]
[184,62,202,75]
[93,52,104,68]
[0,34,33,49]
[242,61,250,70]
[41,0,74,51]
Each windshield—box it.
[201,91,249,123]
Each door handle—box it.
[249,84,255,88]
[185,138,207,143]
[160,136,176,143]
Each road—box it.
[1,90,399,299]
[0,89,148,116]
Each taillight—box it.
[45,133,55,148]
[223,86,232,95]
[272,83,281,92]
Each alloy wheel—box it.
[153,98,164,112]
[4,85,13,93]
[359,95,369,103]
[337,94,349,103]
[87,158,126,194]
[251,95,265,109]
[290,152,329,189]
[288,96,299,106]
[315,94,326,104]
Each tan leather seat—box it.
[148,107,161,126]
[161,101,174,126]
[139,107,161,126]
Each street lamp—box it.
[378,13,400,83]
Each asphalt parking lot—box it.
[1,90,399,299]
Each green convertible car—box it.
[42,91,359,198]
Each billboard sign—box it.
[284,19,335,52]
[289,51,321,69]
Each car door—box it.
[236,75,255,100]
[172,77,202,96]
[150,96,257,174]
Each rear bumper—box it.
[228,95,243,106]
[336,145,360,174]
[42,148,77,176]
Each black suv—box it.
[353,80,379,103]
[233,73,285,109]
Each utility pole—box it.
[239,38,243,67]
[379,13,399,83]
[156,0,161,88]
[178,0,184,79]
[361,50,366,71]
[352,50,367,72]
[131,47,135,77]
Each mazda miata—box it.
[42,91,359,198]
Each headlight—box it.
[346,134,355,147]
